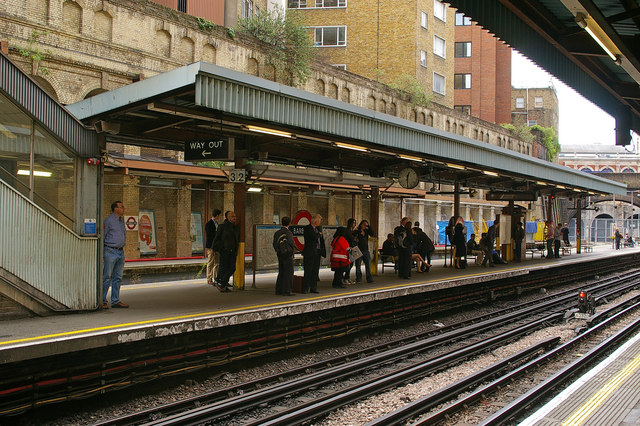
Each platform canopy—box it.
[67,62,626,198]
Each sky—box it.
[511,50,618,147]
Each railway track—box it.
[96,269,640,425]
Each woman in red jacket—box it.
[330,227,350,289]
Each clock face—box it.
[398,167,419,189]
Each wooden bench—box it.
[561,243,572,255]
[582,243,594,252]
[525,242,546,259]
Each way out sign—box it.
[184,137,234,161]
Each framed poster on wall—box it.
[138,209,157,255]
[190,212,204,254]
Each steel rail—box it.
[103,270,640,425]
[404,300,640,425]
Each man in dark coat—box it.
[302,213,325,294]
[394,217,412,279]
[273,216,295,296]
[212,210,240,292]
[355,219,375,283]
[481,219,499,267]
[204,209,221,286]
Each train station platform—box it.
[521,329,640,425]
[0,245,636,365]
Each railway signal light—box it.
[577,291,595,315]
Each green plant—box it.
[197,17,217,31]
[226,27,236,38]
[236,8,315,85]
[500,123,534,144]
[531,124,560,161]
[388,74,432,108]
[17,30,50,76]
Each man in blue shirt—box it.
[102,201,128,308]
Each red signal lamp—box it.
[87,158,101,165]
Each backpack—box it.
[276,232,293,257]
[394,227,407,249]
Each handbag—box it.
[349,246,363,262]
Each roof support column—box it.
[454,181,460,219]
[576,201,582,254]
[370,187,380,276]
[233,157,246,290]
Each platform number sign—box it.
[228,169,246,183]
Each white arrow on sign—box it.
[202,150,211,157]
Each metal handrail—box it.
[0,177,98,310]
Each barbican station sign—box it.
[184,137,234,161]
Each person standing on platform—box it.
[102,201,128,309]
[514,221,525,262]
[453,220,467,269]
[554,222,562,258]
[394,217,412,279]
[273,216,295,296]
[330,227,349,288]
[204,209,222,286]
[343,218,358,285]
[355,219,375,283]
[561,223,570,246]
[481,219,498,267]
[302,214,324,294]
[212,211,240,292]
[545,220,555,259]
[615,228,623,250]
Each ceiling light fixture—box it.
[398,154,423,162]
[446,163,465,170]
[556,184,566,189]
[17,169,52,177]
[335,142,368,152]
[482,170,499,177]
[536,181,547,186]
[247,186,263,192]
[246,125,292,138]
[575,13,620,63]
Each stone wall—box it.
[1,0,538,155]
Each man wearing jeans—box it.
[102,201,129,309]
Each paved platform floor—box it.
[0,245,635,363]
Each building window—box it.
[455,105,471,115]
[433,72,445,95]
[332,64,346,70]
[177,0,187,12]
[421,11,428,28]
[433,35,446,58]
[534,96,543,108]
[434,0,446,22]
[454,42,471,57]
[454,73,471,89]
[242,0,254,18]
[420,50,427,67]
[313,26,347,46]
[315,0,346,7]
[455,13,471,26]
[289,0,346,7]
[527,119,537,126]
[516,97,525,109]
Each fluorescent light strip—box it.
[556,185,566,189]
[17,169,52,177]
[246,125,292,138]
[584,26,618,62]
[247,187,263,192]
[447,163,465,170]
[482,170,499,176]
[335,142,368,152]
[399,154,423,162]
[536,181,547,186]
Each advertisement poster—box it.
[138,210,157,255]
[190,212,204,254]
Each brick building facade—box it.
[511,86,559,133]
[453,11,511,124]
[0,0,543,259]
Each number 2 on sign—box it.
[229,169,245,183]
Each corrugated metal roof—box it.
[68,61,627,195]
[0,52,98,157]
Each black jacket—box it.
[212,219,240,253]
[356,226,374,252]
[205,218,217,249]
[302,224,326,257]
[273,227,295,258]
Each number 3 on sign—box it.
[229,169,246,183]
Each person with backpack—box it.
[273,216,295,296]
[394,217,413,279]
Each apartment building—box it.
[150,0,273,27]
[453,11,511,124]
[511,86,559,132]
[288,0,456,108]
